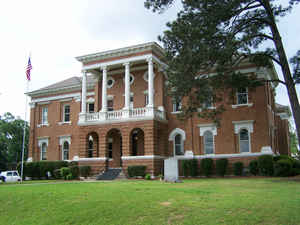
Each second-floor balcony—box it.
[78,107,166,125]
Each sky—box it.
[0,0,299,126]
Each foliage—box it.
[53,169,62,179]
[0,112,29,171]
[289,131,299,154]
[21,161,69,179]
[79,166,91,178]
[258,155,274,176]
[127,165,147,178]
[60,167,71,180]
[182,159,198,177]
[249,160,259,176]
[200,158,213,177]
[274,159,293,177]
[145,174,151,180]
[69,165,79,179]
[216,158,228,177]
[144,0,300,144]
[233,162,244,176]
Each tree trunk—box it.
[263,0,300,147]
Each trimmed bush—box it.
[79,166,91,178]
[233,162,244,176]
[182,159,198,177]
[127,165,146,178]
[258,155,274,176]
[60,167,71,180]
[249,160,259,176]
[145,174,151,180]
[53,169,61,179]
[274,159,293,177]
[201,158,213,177]
[69,166,79,179]
[216,158,228,177]
[191,159,198,177]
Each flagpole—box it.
[20,81,29,182]
[20,53,31,182]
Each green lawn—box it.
[0,178,300,225]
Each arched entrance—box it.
[106,129,122,168]
[130,128,144,156]
[86,132,99,158]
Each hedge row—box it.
[180,155,300,178]
[18,161,91,180]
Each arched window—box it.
[62,141,69,160]
[239,129,250,153]
[204,131,214,154]
[88,139,93,158]
[41,143,47,160]
[174,134,184,155]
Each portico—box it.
[77,42,167,125]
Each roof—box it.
[275,103,291,118]
[27,75,96,97]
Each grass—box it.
[0,178,300,225]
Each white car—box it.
[0,171,21,182]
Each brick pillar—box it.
[99,132,106,158]
[122,130,130,156]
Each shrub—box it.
[79,166,91,178]
[66,174,73,180]
[60,167,71,180]
[145,174,151,180]
[201,158,213,177]
[233,162,244,176]
[127,165,147,178]
[182,160,190,177]
[53,169,62,179]
[249,160,259,176]
[191,159,198,177]
[216,158,228,177]
[69,165,79,179]
[292,160,300,176]
[274,159,293,177]
[258,155,274,176]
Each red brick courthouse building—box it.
[27,42,291,176]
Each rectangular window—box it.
[88,103,94,113]
[237,88,248,105]
[42,107,48,124]
[63,105,70,122]
[108,100,114,111]
[203,97,213,108]
[130,96,134,109]
[172,99,182,112]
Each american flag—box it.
[26,57,32,81]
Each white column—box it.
[123,62,130,110]
[81,70,87,113]
[101,66,108,112]
[147,57,154,107]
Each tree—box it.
[290,130,299,154]
[145,0,300,143]
[0,112,29,171]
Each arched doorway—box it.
[130,128,144,156]
[106,129,122,168]
[86,132,99,158]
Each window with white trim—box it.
[203,97,213,108]
[145,94,149,106]
[41,143,47,160]
[143,71,156,82]
[237,88,248,104]
[130,96,134,109]
[172,99,182,112]
[107,77,115,88]
[63,105,70,122]
[203,131,214,154]
[174,134,184,155]
[88,139,93,158]
[41,107,48,124]
[62,141,69,160]
[239,129,250,153]
[107,100,114,111]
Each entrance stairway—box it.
[96,168,126,180]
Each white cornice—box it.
[76,42,165,64]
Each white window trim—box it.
[123,73,135,85]
[41,107,48,125]
[238,128,251,153]
[169,128,186,156]
[87,102,95,113]
[172,100,182,113]
[203,130,215,155]
[63,104,71,123]
[237,87,248,104]
[62,141,70,161]
[38,137,49,161]
[198,123,217,136]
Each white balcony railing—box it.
[79,107,166,125]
